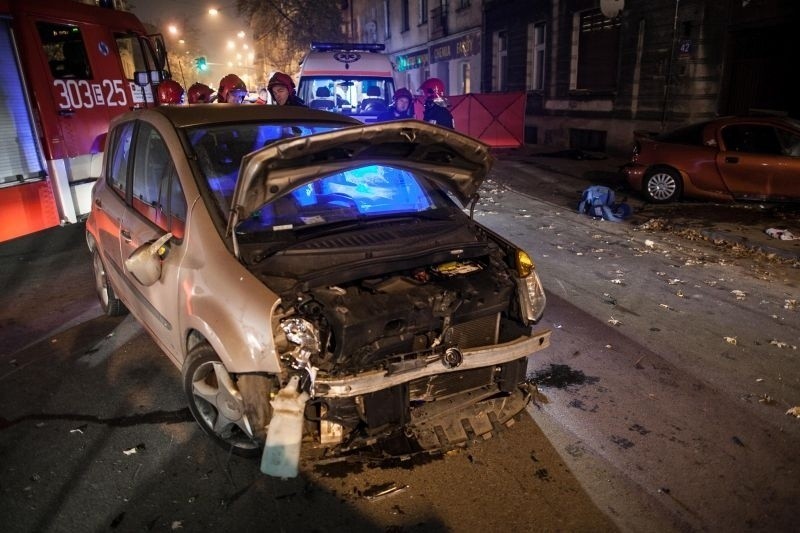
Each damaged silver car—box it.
[85,105,550,477]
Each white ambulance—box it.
[297,42,396,123]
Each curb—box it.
[697,228,800,262]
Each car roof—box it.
[140,103,364,129]
[712,115,800,130]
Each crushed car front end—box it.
[223,120,550,467]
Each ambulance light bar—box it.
[311,42,386,52]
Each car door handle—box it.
[121,229,132,242]
[725,156,739,164]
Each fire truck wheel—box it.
[92,249,128,316]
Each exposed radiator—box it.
[449,313,500,349]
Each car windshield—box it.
[298,77,395,116]
[187,122,347,218]
[235,164,457,237]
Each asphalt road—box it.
[1,157,798,532]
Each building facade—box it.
[483,0,798,152]
[346,0,797,152]
[347,0,483,95]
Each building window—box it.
[575,8,621,91]
[419,0,428,24]
[460,62,471,94]
[527,22,546,90]
[493,30,508,91]
[401,0,410,32]
[383,0,391,38]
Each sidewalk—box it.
[495,145,800,262]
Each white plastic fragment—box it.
[123,447,138,456]
[785,299,798,311]
[731,290,747,300]
[724,336,738,345]
[608,317,621,326]
[770,340,797,350]
[765,228,797,240]
[171,521,184,530]
[645,239,655,248]
[786,407,800,418]
[610,279,623,284]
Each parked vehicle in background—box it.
[0,0,168,242]
[297,42,396,123]
[622,116,800,203]
[85,104,550,477]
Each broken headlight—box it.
[515,249,546,324]
[280,317,320,390]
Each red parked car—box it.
[622,116,800,203]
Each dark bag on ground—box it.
[577,185,632,222]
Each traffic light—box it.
[194,56,208,72]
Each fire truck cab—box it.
[0,0,167,242]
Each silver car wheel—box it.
[644,168,681,203]
[190,360,258,450]
[92,249,126,316]
[92,251,110,308]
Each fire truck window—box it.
[108,122,135,197]
[132,123,168,222]
[37,22,93,80]
[115,34,146,80]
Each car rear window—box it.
[186,122,348,217]
[656,122,710,145]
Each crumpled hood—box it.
[227,120,494,235]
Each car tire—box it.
[643,167,682,203]
[182,343,268,457]
[92,249,127,317]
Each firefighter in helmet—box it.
[186,82,214,104]
[216,74,248,104]
[419,78,453,129]
[157,79,184,105]
[267,72,305,106]
[376,87,414,122]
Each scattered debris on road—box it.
[363,482,408,501]
[765,228,797,240]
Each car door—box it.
[717,123,798,200]
[119,120,188,362]
[92,120,135,288]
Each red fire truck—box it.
[0,0,168,242]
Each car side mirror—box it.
[124,233,172,286]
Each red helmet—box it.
[267,71,295,93]
[392,87,413,104]
[187,82,214,104]
[157,79,184,105]
[419,78,446,100]
[217,74,247,103]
